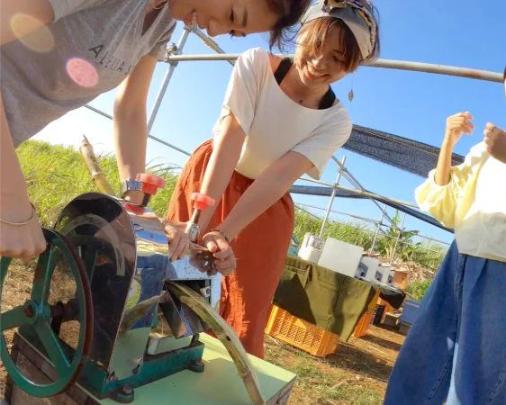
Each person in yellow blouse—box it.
[385,69,506,405]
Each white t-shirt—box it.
[213,48,352,180]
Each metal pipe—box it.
[331,156,394,224]
[294,205,322,221]
[369,210,385,254]
[147,27,191,131]
[292,183,424,217]
[191,28,235,66]
[166,54,503,83]
[413,233,450,246]
[167,53,240,62]
[296,202,380,225]
[391,212,407,261]
[369,59,502,83]
[83,105,191,156]
[319,156,346,238]
[298,176,335,188]
[84,104,113,120]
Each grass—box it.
[263,324,404,404]
[17,141,178,225]
[289,360,382,404]
[406,279,432,301]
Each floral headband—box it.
[302,0,378,60]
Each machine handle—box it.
[190,193,215,211]
[137,173,166,196]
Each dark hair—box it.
[503,65,506,82]
[267,0,311,50]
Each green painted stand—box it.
[7,333,296,405]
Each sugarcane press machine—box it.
[0,180,289,404]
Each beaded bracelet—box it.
[0,203,36,226]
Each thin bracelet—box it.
[209,228,231,243]
[0,203,36,226]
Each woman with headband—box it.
[165,0,380,357]
[0,0,310,261]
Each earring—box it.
[348,74,355,102]
[348,88,354,102]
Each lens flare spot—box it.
[10,13,55,53]
[66,58,99,88]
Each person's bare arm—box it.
[0,94,46,259]
[113,54,157,198]
[191,113,246,276]
[434,112,474,185]
[196,113,246,232]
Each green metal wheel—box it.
[0,229,93,397]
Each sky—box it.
[34,0,506,247]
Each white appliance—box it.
[374,264,392,284]
[356,256,380,281]
[317,238,364,278]
[297,233,324,264]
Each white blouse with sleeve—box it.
[213,48,352,180]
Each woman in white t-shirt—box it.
[166,0,380,357]
[0,0,310,261]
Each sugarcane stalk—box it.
[167,282,265,405]
[79,135,115,195]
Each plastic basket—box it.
[353,311,374,338]
[354,290,381,337]
[265,305,339,357]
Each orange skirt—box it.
[166,140,294,358]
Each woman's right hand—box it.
[202,231,236,276]
[162,220,190,260]
[0,206,46,261]
[444,112,474,147]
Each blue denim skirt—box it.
[385,242,506,405]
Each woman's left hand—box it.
[202,231,236,276]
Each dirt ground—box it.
[1,261,405,404]
[266,325,404,404]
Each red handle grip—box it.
[190,192,215,211]
[137,173,165,196]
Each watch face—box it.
[123,179,143,194]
